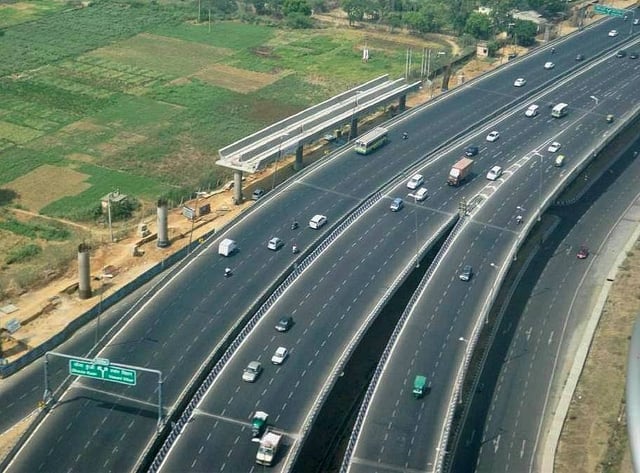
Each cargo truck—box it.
[256,430,282,466]
[447,158,474,186]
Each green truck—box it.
[413,375,427,398]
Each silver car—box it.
[242,361,263,382]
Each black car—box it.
[251,188,266,200]
[464,145,479,157]
[616,50,627,58]
[630,51,639,59]
[275,316,294,332]
[575,54,585,61]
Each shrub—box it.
[6,244,42,264]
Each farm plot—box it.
[4,165,91,212]
[0,1,66,28]
[90,33,232,78]
[192,64,285,93]
[0,2,187,76]
[40,163,171,220]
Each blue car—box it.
[390,197,404,212]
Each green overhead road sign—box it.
[593,4,627,18]
[69,358,137,386]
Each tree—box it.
[286,11,314,27]
[341,0,366,25]
[464,12,492,39]
[404,11,429,33]
[283,0,311,16]
[210,0,237,15]
[528,0,567,17]
[513,19,537,46]
[448,0,475,35]
[416,1,449,33]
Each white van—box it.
[218,238,237,256]
[551,103,568,118]
[525,104,539,117]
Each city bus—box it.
[551,103,568,118]
[354,127,389,155]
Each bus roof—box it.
[355,126,389,145]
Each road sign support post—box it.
[44,351,164,428]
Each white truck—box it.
[218,238,237,256]
[255,430,282,466]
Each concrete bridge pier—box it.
[233,170,243,205]
[294,144,304,171]
[350,116,358,140]
[399,94,407,112]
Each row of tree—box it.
[205,0,566,46]
[340,0,566,41]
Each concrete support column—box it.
[77,243,92,299]
[399,94,407,112]
[350,117,358,139]
[294,144,303,171]
[233,170,243,205]
[157,199,169,248]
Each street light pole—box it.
[413,194,419,268]
[271,132,289,191]
[349,91,362,141]
[428,51,446,98]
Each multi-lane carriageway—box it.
[154,17,640,473]
[4,14,640,473]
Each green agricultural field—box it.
[0,1,66,28]
[0,0,445,223]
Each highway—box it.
[343,29,640,473]
[156,23,640,472]
[4,16,637,473]
[451,136,640,472]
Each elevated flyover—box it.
[341,23,640,473]
[216,75,420,203]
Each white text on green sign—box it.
[69,359,137,386]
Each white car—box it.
[267,237,283,251]
[271,346,288,365]
[309,214,327,229]
[486,131,500,142]
[544,61,555,69]
[608,29,619,37]
[525,104,539,117]
[413,187,429,201]
[486,165,503,181]
[548,141,562,153]
[513,78,526,87]
[406,174,424,190]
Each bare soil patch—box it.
[6,165,91,212]
[192,63,285,93]
[96,130,148,157]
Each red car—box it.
[577,245,589,259]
